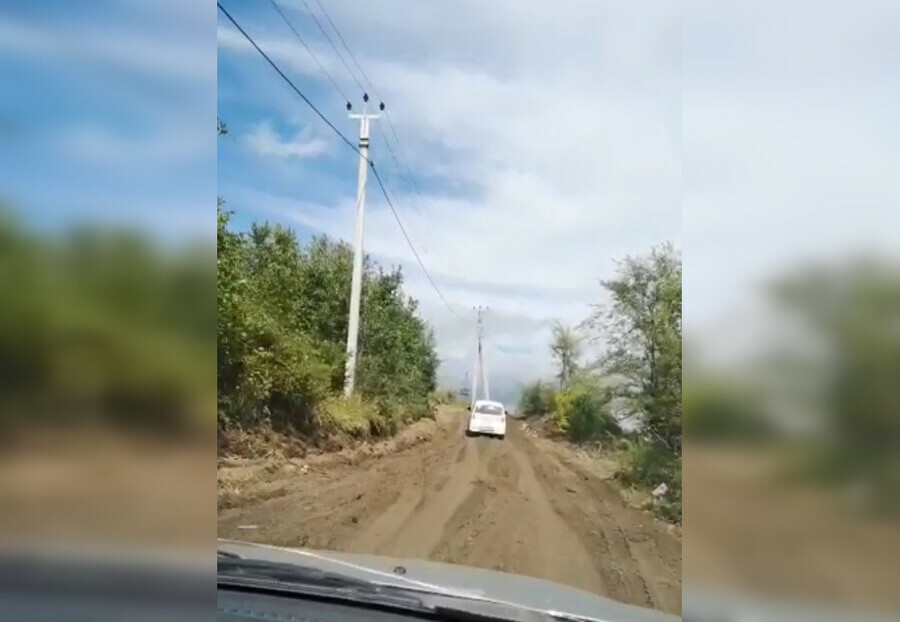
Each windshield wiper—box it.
[217,552,559,621]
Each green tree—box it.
[215,210,439,439]
[586,243,682,450]
[550,322,580,390]
[215,117,443,444]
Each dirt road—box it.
[218,408,682,614]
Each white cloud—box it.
[0,16,213,85]
[683,0,900,342]
[245,122,330,159]
[218,0,900,384]
[217,1,681,389]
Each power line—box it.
[309,0,450,259]
[217,1,458,318]
[218,2,357,153]
[312,0,376,94]
[266,0,430,251]
[370,166,460,317]
[297,0,366,95]
[290,0,443,261]
[265,0,350,104]
[268,0,439,258]
[373,124,435,252]
[377,119,448,256]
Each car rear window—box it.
[474,404,503,415]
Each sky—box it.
[683,0,900,367]
[1,1,896,401]
[216,0,682,401]
[0,0,214,239]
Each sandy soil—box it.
[218,408,682,615]
[683,445,900,613]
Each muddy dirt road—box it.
[218,408,682,614]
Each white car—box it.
[465,400,507,439]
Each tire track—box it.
[516,428,681,613]
[348,425,482,557]
[218,411,682,615]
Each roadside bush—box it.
[553,383,621,442]
[618,440,681,523]
[518,380,556,417]
[319,395,374,438]
[621,440,673,487]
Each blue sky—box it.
[216,0,682,395]
[0,0,214,239]
[0,0,682,400]
[6,1,893,395]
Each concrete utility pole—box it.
[344,95,382,397]
[479,307,490,401]
[470,306,489,409]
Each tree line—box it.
[217,205,439,442]
[519,243,682,521]
[217,120,439,445]
[0,210,213,434]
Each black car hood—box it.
[218,539,680,622]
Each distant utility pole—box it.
[470,306,490,409]
[344,94,384,397]
[479,307,490,401]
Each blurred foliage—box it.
[768,260,900,515]
[216,205,438,442]
[0,210,213,433]
[518,380,556,417]
[683,378,771,441]
[684,258,900,517]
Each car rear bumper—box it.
[467,423,506,436]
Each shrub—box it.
[553,383,621,442]
[620,440,673,487]
[518,380,556,417]
[319,395,375,438]
[619,440,681,522]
